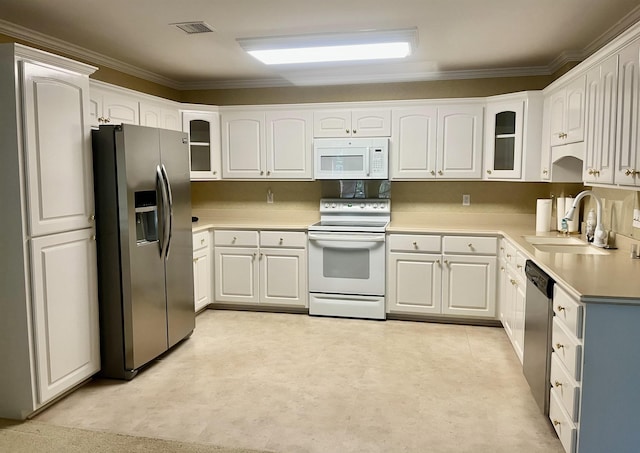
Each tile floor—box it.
[36,310,564,453]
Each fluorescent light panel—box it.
[238,28,417,65]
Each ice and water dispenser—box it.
[135,190,158,244]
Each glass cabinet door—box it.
[485,100,523,179]
[182,111,220,180]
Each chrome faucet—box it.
[563,190,607,247]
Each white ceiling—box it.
[1,0,640,90]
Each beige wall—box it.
[589,187,640,240]
[192,180,584,214]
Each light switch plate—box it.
[633,209,640,228]
[462,194,471,206]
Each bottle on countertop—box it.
[586,208,596,242]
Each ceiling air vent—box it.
[172,21,215,34]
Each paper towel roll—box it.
[565,197,578,232]
[556,197,565,231]
[536,199,552,232]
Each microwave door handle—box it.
[365,147,371,177]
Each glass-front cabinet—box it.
[182,110,221,180]
[484,100,524,179]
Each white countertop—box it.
[191,209,640,304]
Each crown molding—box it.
[584,4,640,55]
[0,19,183,89]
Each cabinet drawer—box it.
[554,285,583,339]
[549,388,577,453]
[550,353,580,422]
[193,231,209,251]
[515,251,527,280]
[387,234,441,253]
[214,230,258,247]
[260,231,306,248]
[443,236,497,255]
[552,317,582,381]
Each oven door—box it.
[308,232,385,296]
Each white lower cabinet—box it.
[387,234,496,319]
[30,229,100,404]
[214,230,307,308]
[498,238,527,363]
[192,231,212,312]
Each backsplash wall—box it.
[192,180,583,215]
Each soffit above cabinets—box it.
[1,0,639,89]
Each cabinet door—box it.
[390,106,438,179]
[441,254,496,317]
[21,61,95,236]
[484,100,524,179]
[161,107,182,131]
[584,56,618,184]
[313,110,351,137]
[565,75,586,144]
[193,248,211,312]
[30,229,100,404]
[139,102,181,132]
[437,105,484,179]
[351,109,391,137]
[214,247,259,304]
[265,111,313,179]
[260,248,307,307]
[549,89,566,147]
[387,252,442,314]
[183,111,221,180]
[512,277,526,363]
[222,111,265,178]
[102,92,139,125]
[616,39,640,186]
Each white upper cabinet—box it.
[183,110,221,180]
[21,61,95,236]
[584,55,618,185]
[140,101,181,131]
[615,38,640,187]
[266,110,313,179]
[89,85,138,128]
[484,100,524,179]
[437,104,484,179]
[390,106,438,179]
[313,108,391,137]
[484,92,543,181]
[221,111,265,179]
[222,109,313,179]
[549,75,586,147]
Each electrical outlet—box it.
[267,190,274,204]
[462,194,471,206]
[633,208,640,228]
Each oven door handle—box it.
[308,233,386,242]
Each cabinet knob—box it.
[588,169,594,175]
[506,253,512,258]
[438,170,443,176]
[91,235,96,241]
[213,171,217,175]
[260,170,264,175]
[467,243,473,248]
[510,279,517,286]
[554,380,563,388]
[352,129,357,134]
[552,419,561,427]
[555,343,564,350]
[542,169,549,175]
[267,170,271,176]
[486,170,492,174]
[89,214,95,221]
[430,170,436,176]
[200,238,205,245]
[232,236,237,243]
[517,264,522,269]
[556,305,565,311]
[260,252,264,258]
[412,241,418,247]
[436,259,440,264]
[625,169,635,176]
[345,129,350,134]
[252,252,257,259]
[500,266,505,271]
[279,238,284,244]
[444,260,449,265]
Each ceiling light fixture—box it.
[237,28,417,65]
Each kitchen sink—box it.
[532,244,609,255]
[523,236,585,245]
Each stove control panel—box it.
[319,198,390,214]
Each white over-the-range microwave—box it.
[313,137,389,180]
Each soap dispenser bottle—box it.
[586,208,596,242]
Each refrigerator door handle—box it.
[160,164,174,259]
[156,165,170,258]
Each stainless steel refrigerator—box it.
[92,124,195,380]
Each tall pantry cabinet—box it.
[0,44,100,419]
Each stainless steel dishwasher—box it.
[523,260,555,415]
